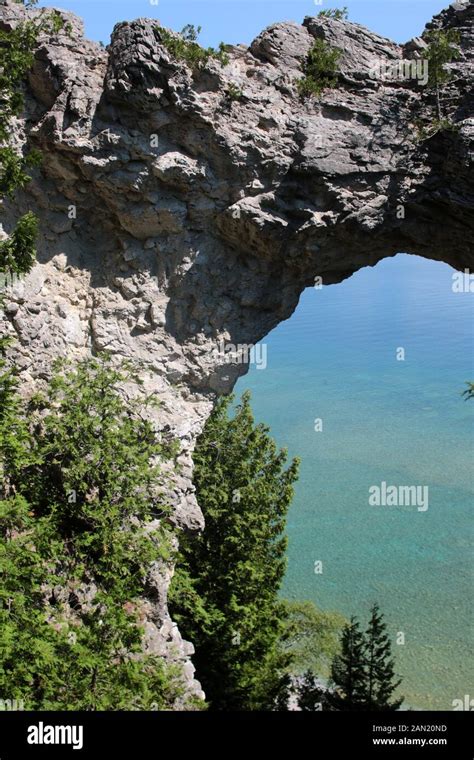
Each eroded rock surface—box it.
[1,0,473,701]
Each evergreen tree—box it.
[298,38,342,98]
[169,391,299,710]
[318,7,349,20]
[365,604,403,711]
[0,357,186,709]
[0,1,67,277]
[297,670,326,711]
[328,616,367,710]
[424,29,461,121]
[325,607,403,711]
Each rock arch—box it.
[0,0,472,697]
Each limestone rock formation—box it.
[1,0,473,702]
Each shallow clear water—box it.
[236,253,474,710]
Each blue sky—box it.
[37,0,450,47]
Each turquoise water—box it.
[236,254,474,710]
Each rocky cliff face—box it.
[1,0,473,702]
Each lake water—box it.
[236,253,474,710]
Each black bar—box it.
[0,710,472,758]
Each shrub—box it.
[423,29,461,120]
[298,38,342,98]
[0,211,38,276]
[0,357,184,709]
[318,7,349,20]
[225,82,244,102]
[158,24,229,71]
[0,6,69,278]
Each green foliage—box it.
[0,10,66,144]
[280,599,346,679]
[317,606,403,711]
[328,616,368,710]
[423,29,461,120]
[298,38,342,98]
[0,357,184,710]
[158,24,229,71]
[181,23,201,43]
[297,670,326,711]
[0,147,42,200]
[425,29,461,89]
[318,7,349,20]
[414,117,459,142]
[225,83,244,102]
[169,391,300,710]
[0,22,38,142]
[0,211,38,276]
[14,357,176,585]
[364,604,403,710]
[0,5,68,278]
